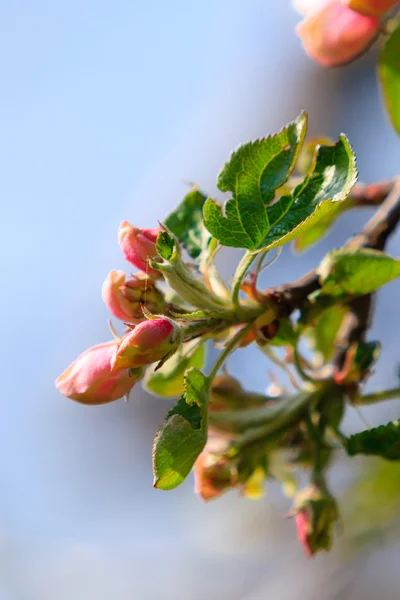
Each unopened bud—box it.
[102,270,165,323]
[118,221,161,277]
[293,483,339,557]
[194,449,236,501]
[111,318,181,370]
[296,0,379,67]
[55,341,144,405]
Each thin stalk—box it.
[328,425,348,448]
[355,387,400,406]
[293,343,317,384]
[208,323,253,382]
[231,251,257,316]
[258,343,301,391]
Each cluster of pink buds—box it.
[296,0,398,67]
[56,222,181,405]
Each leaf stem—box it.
[231,251,257,316]
[293,343,317,383]
[208,323,252,382]
[355,387,400,406]
[257,343,301,391]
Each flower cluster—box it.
[55,112,400,558]
[56,222,181,405]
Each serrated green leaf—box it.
[143,342,206,398]
[318,248,400,297]
[347,421,400,460]
[258,134,357,252]
[156,231,175,260]
[203,112,308,249]
[164,188,211,259]
[379,23,400,134]
[152,368,209,490]
[306,305,347,362]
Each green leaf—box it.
[293,200,349,253]
[318,248,400,297]
[258,134,357,252]
[156,231,175,260]
[143,342,206,398]
[347,421,400,460]
[164,187,211,259]
[152,368,209,490]
[306,305,347,362]
[203,112,308,249]
[379,23,400,135]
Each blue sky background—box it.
[1,2,400,598]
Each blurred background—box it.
[1,1,400,598]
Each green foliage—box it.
[347,421,400,460]
[259,135,357,252]
[344,459,400,550]
[152,368,209,490]
[203,112,307,249]
[164,188,211,259]
[379,23,400,135]
[156,231,175,260]
[293,200,348,253]
[306,305,347,362]
[204,115,357,254]
[144,342,206,398]
[318,248,400,297]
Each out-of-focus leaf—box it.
[379,23,400,134]
[144,342,206,398]
[344,459,400,550]
[164,188,211,259]
[347,421,400,460]
[296,136,333,175]
[318,248,400,297]
[269,318,298,347]
[203,113,308,249]
[152,368,209,490]
[293,200,348,253]
[306,305,347,362]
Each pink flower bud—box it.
[55,341,143,405]
[118,221,161,278]
[102,270,165,323]
[343,0,398,17]
[110,318,181,370]
[297,0,379,67]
